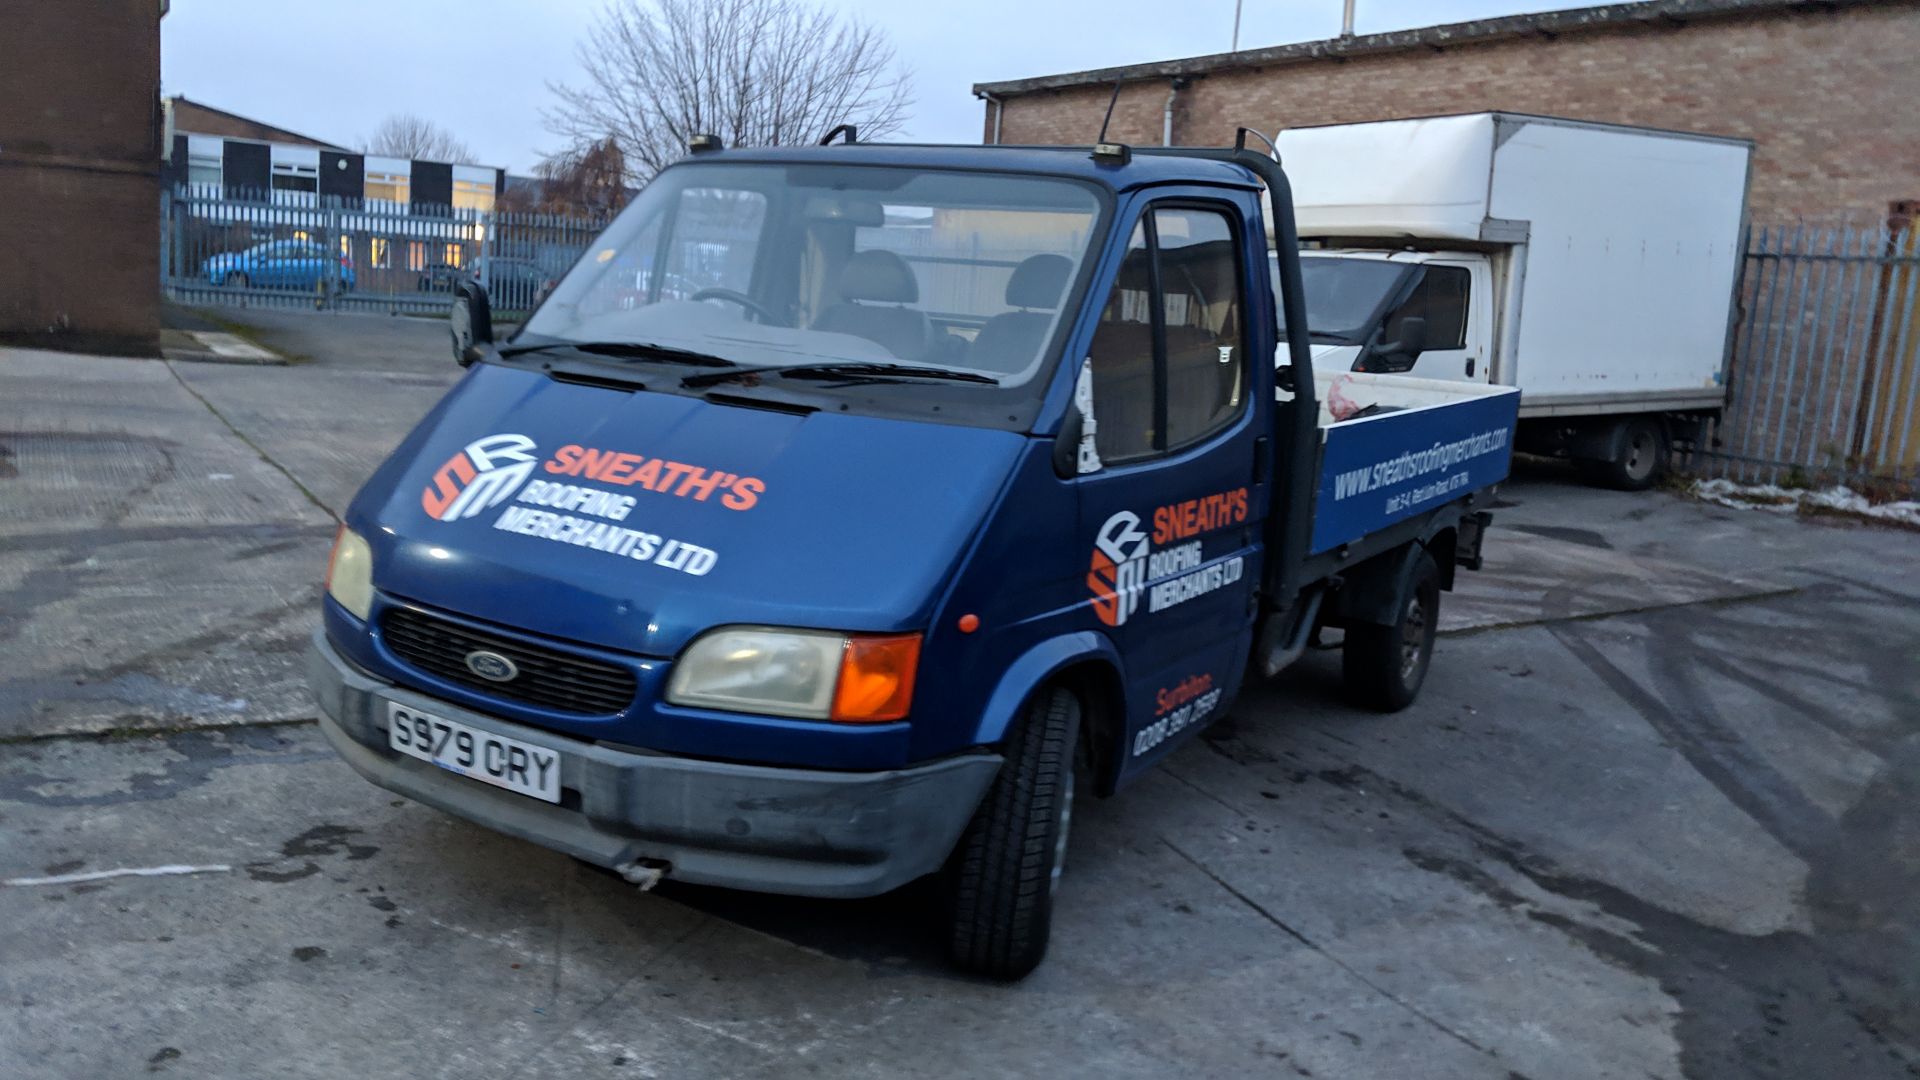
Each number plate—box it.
[386,702,561,804]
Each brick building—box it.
[972,0,1920,223]
[161,97,505,213]
[0,0,166,355]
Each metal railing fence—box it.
[1690,221,1920,495]
[161,188,607,318]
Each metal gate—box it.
[1695,216,1920,495]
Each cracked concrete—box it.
[2,309,1917,1078]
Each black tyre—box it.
[1578,415,1668,491]
[224,272,249,288]
[1342,552,1440,713]
[943,685,1080,980]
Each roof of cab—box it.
[675,143,1264,192]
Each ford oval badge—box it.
[464,650,518,682]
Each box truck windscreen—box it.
[1271,253,1412,345]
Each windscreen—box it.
[1272,254,1411,345]
[525,163,1103,388]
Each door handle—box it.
[1465,356,1476,378]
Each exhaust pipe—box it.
[615,858,671,891]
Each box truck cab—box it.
[1274,112,1752,489]
[309,136,1517,979]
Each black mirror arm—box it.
[1053,403,1084,478]
[451,280,495,367]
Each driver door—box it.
[1076,195,1264,783]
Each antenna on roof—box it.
[1095,80,1124,144]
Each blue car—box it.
[202,239,356,291]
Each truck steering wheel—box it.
[690,288,785,325]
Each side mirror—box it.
[1368,316,1428,373]
[451,279,494,367]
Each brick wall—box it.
[0,0,163,355]
[987,2,1920,223]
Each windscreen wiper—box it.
[683,361,999,388]
[499,340,741,368]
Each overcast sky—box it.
[162,0,1602,173]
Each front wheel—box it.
[224,272,250,288]
[1342,551,1440,713]
[942,685,1080,980]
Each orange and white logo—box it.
[1088,488,1252,629]
[1088,510,1150,627]
[421,434,539,522]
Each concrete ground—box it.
[2,308,1917,1079]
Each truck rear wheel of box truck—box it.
[943,685,1080,980]
[1576,414,1669,492]
[1343,552,1440,712]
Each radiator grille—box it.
[381,607,636,716]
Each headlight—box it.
[325,526,374,620]
[667,626,921,723]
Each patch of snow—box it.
[4,864,232,887]
[1694,479,1920,527]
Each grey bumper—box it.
[307,630,1001,898]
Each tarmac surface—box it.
[2,307,1917,1079]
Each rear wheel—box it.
[1578,415,1668,491]
[1342,552,1440,713]
[942,685,1080,980]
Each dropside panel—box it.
[1310,373,1519,553]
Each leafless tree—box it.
[545,0,913,183]
[500,138,632,217]
[362,113,478,163]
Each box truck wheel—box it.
[1342,552,1440,713]
[1579,415,1668,492]
[943,685,1080,980]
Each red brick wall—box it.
[0,0,162,354]
[987,3,1920,223]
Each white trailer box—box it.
[1273,113,1752,420]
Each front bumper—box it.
[308,629,1001,898]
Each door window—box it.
[1086,206,1246,464]
[1384,265,1469,350]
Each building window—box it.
[443,243,464,268]
[367,173,410,206]
[369,237,391,270]
[407,242,426,272]
[187,153,221,192]
[452,178,495,213]
[271,162,319,205]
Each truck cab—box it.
[310,137,1516,980]
[1279,249,1498,384]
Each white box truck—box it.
[1269,112,1752,489]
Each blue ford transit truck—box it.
[309,134,1519,978]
